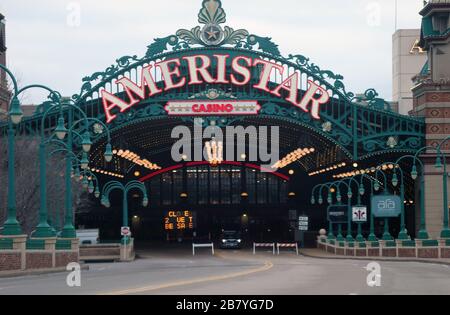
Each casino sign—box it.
[9,0,425,217]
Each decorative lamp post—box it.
[396,153,430,240]
[437,138,450,239]
[101,181,148,243]
[0,64,64,236]
[374,168,393,241]
[59,112,113,239]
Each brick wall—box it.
[25,252,53,270]
[0,252,21,271]
[55,251,79,268]
[80,245,120,258]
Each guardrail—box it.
[192,243,215,256]
[317,237,450,259]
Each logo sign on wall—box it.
[371,195,402,218]
[327,205,349,224]
[298,216,309,231]
[352,206,368,223]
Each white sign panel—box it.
[352,206,368,223]
[298,216,309,231]
[165,100,261,116]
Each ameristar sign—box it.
[101,54,330,123]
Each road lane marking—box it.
[98,261,274,295]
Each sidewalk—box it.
[300,248,450,266]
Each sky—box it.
[0,0,424,104]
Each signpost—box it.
[121,226,131,261]
[121,226,131,237]
[298,215,309,248]
[371,195,402,218]
[298,216,309,231]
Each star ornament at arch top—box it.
[206,27,219,40]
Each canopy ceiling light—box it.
[114,149,161,171]
[272,148,315,170]
[89,168,124,179]
[205,139,223,166]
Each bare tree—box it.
[0,136,85,235]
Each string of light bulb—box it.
[309,162,347,176]
[90,168,124,179]
[272,148,315,169]
[113,149,161,170]
[333,163,398,179]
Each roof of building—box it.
[419,1,450,48]
[420,0,450,16]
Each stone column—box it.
[411,83,450,239]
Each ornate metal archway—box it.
[3,0,425,179]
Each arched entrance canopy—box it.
[3,0,425,181]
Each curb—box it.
[299,251,450,267]
[0,264,90,279]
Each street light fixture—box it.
[359,187,365,196]
[104,143,113,162]
[143,196,149,207]
[9,97,24,125]
[80,152,89,170]
[55,116,68,140]
[411,165,418,180]
[81,132,92,153]
[374,182,380,191]
[82,176,89,189]
[392,173,399,187]
[94,187,101,198]
[88,181,95,194]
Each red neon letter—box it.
[115,65,162,104]
[253,59,284,92]
[156,58,186,91]
[214,54,230,84]
[101,90,133,124]
[271,73,300,104]
[231,56,252,86]
[182,55,216,84]
[297,81,330,119]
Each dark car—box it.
[220,231,243,249]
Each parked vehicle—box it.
[76,229,100,245]
[220,230,243,249]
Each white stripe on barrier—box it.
[253,243,276,255]
[276,243,299,255]
[192,243,214,256]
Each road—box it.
[0,248,449,295]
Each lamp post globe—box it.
[104,143,113,162]
[55,117,68,140]
[9,97,24,125]
[82,132,92,153]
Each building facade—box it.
[412,0,450,239]
[392,29,427,115]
